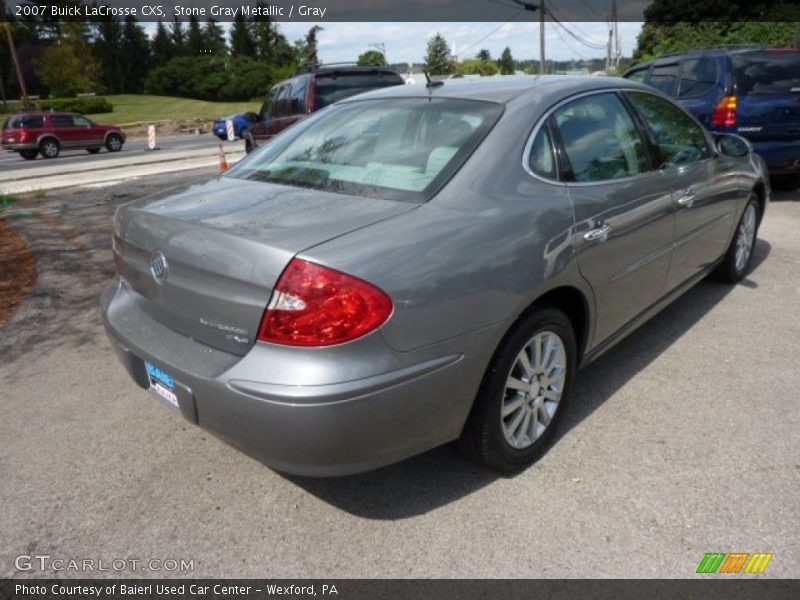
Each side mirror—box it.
[715,133,750,158]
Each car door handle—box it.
[583,224,611,243]
[676,189,696,208]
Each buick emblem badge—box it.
[150,251,169,285]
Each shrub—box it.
[37,97,114,114]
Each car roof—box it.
[340,75,655,105]
[7,111,78,117]
[629,46,800,69]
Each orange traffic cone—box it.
[218,144,229,172]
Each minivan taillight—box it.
[712,95,737,127]
[258,259,393,346]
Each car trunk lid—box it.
[113,176,416,355]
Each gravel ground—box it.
[1,176,798,579]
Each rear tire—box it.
[711,194,759,283]
[238,126,248,140]
[19,150,38,160]
[771,174,800,191]
[105,133,123,152]
[244,132,256,154]
[39,138,60,159]
[87,148,100,154]
[460,307,577,473]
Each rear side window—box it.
[314,72,404,109]
[289,77,308,116]
[649,63,679,96]
[625,68,648,83]
[678,58,720,98]
[51,115,73,127]
[733,51,800,95]
[527,124,557,180]
[273,85,291,117]
[628,92,710,167]
[5,115,45,129]
[553,93,649,183]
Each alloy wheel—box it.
[501,330,567,449]
[734,203,757,273]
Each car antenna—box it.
[425,72,444,90]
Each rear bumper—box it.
[101,279,501,476]
[3,143,37,151]
[750,140,800,175]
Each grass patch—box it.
[87,95,260,125]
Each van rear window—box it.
[314,72,405,109]
[4,115,45,129]
[734,52,800,95]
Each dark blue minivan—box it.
[624,47,800,188]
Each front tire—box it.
[105,133,123,152]
[711,194,759,283]
[39,138,60,159]
[460,307,577,472]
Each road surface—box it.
[0,133,242,174]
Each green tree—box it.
[424,33,452,75]
[497,47,515,75]
[186,15,204,55]
[357,49,386,66]
[37,21,98,97]
[460,58,499,76]
[118,16,150,93]
[301,25,323,67]
[203,18,227,55]
[477,48,491,62]
[170,16,186,56]
[92,19,125,93]
[230,14,256,58]
[151,20,173,68]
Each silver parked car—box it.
[102,77,767,476]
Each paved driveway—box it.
[1,175,798,578]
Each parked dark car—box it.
[2,111,125,160]
[103,77,767,476]
[624,47,800,188]
[212,112,259,140]
[244,65,405,153]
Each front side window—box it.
[72,116,92,126]
[627,92,710,167]
[227,98,503,202]
[553,93,649,183]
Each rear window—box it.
[4,115,45,129]
[314,72,404,109]
[227,98,503,203]
[734,51,800,95]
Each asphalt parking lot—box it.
[1,172,798,578]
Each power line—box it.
[457,11,525,57]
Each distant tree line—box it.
[0,0,325,102]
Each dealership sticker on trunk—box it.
[145,361,179,409]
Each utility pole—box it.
[539,0,546,74]
[3,23,29,109]
[512,1,546,75]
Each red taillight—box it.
[712,95,737,127]
[258,259,393,346]
[18,130,28,141]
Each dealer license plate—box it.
[145,361,179,409]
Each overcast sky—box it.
[277,21,645,65]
